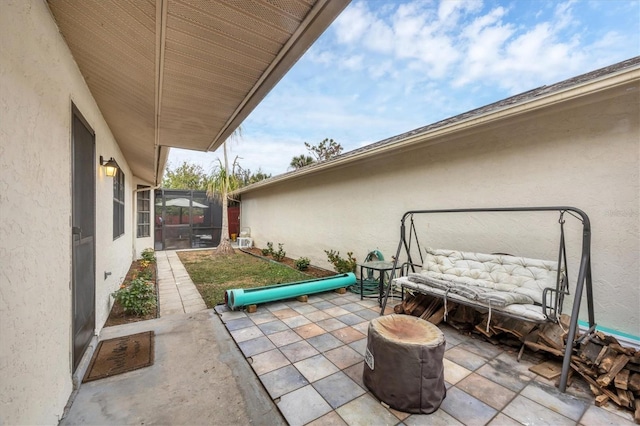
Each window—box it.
[113,169,125,239]
[137,185,150,238]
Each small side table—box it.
[359,260,400,307]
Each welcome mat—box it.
[83,331,155,383]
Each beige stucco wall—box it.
[240,80,639,339]
[0,1,147,423]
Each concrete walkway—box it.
[156,250,207,315]
[61,250,285,425]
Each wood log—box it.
[597,354,630,387]
[590,384,603,396]
[580,340,604,365]
[538,322,566,350]
[529,360,562,380]
[610,343,636,356]
[617,388,631,409]
[599,349,620,373]
[426,306,445,326]
[594,345,613,366]
[571,362,622,406]
[595,394,609,407]
[615,369,631,390]
[635,399,640,424]
[492,317,537,341]
[629,373,640,392]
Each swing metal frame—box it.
[380,206,596,393]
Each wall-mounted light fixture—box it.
[100,156,119,177]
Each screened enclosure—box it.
[154,189,223,250]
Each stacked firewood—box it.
[396,292,640,422]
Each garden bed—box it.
[241,246,335,279]
[104,259,158,327]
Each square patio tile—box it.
[305,310,333,322]
[279,340,319,363]
[354,308,380,321]
[443,358,472,385]
[230,326,264,343]
[404,410,463,426]
[486,413,522,426]
[458,338,503,359]
[306,294,325,303]
[281,315,311,328]
[335,313,367,326]
[445,346,490,371]
[476,359,533,392]
[335,393,399,426]
[457,373,516,410]
[325,306,351,317]
[293,323,326,340]
[502,395,574,426]
[348,338,367,356]
[238,336,276,357]
[257,319,290,335]
[330,296,353,306]
[356,299,379,308]
[520,381,588,421]
[294,354,339,382]
[224,317,255,331]
[339,302,366,313]
[342,361,366,389]
[268,329,302,347]
[351,322,370,335]
[307,333,345,353]
[305,411,348,426]
[493,352,538,378]
[317,292,340,301]
[580,404,636,425]
[248,311,277,325]
[440,386,498,426]
[219,310,247,322]
[331,327,366,344]
[265,302,289,312]
[317,318,348,332]
[277,385,332,426]
[313,371,366,408]
[271,308,299,319]
[291,304,319,315]
[324,345,363,369]
[312,300,337,310]
[250,349,290,375]
[259,365,308,399]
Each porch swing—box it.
[380,207,596,393]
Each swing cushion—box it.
[394,248,563,322]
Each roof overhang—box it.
[235,57,640,195]
[47,0,349,184]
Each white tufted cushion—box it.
[421,248,561,305]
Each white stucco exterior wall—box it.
[240,79,639,339]
[0,1,147,423]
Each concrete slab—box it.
[61,310,285,426]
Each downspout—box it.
[132,184,161,260]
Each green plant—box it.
[325,249,357,273]
[261,242,274,256]
[294,257,310,271]
[137,266,153,281]
[112,277,156,316]
[141,248,156,263]
[272,243,286,261]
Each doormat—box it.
[83,331,154,383]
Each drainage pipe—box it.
[225,273,356,310]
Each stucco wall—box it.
[0,1,142,423]
[240,81,639,339]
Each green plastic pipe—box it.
[225,273,356,310]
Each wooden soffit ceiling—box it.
[47,0,349,184]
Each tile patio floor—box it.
[214,291,636,426]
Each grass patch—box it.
[178,250,312,308]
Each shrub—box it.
[112,277,156,316]
[325,250,357,273]
[294,257,310,271]
[141,248,155,263]
[272,243,286,261]
[262,242,274,256]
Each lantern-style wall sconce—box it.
[100,156,119,177]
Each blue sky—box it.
[168,0,640,176]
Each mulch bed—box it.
[104,260,158,327]
[242,246,336,279]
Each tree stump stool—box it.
[363,314,446,414]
